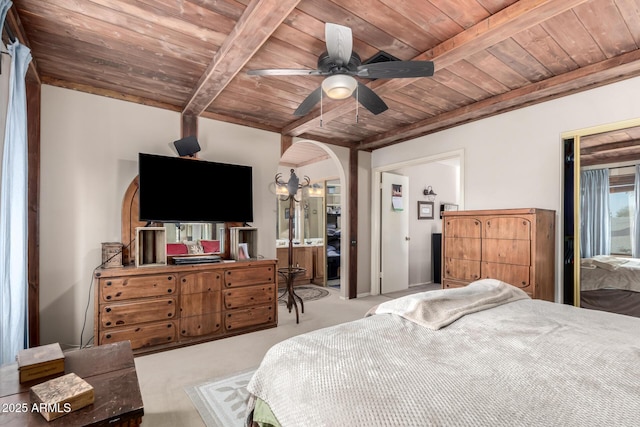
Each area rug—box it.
[186,368,256,427]
[277,285,329,305]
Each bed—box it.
[245,279,640,427]
[580,255,640,317]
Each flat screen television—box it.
[138,153,253,223]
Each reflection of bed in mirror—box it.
[580,255,640,317]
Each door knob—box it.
[405,236,410,241]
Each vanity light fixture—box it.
[423,186,437,201]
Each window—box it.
[609,173,635,256]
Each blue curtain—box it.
[633,165,640,258]
[0,1,10,37]
[0,38,32,365]
[580,169,610,258]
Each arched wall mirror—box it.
[562,118,640,318]
[120,176,227,264]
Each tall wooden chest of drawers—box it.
[94,259,277,354]
[441,208,555,301]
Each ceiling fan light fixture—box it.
[322,74,357,99]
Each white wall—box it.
[393,162,458,286]
[372,75,640,300]
[40,86,280,347]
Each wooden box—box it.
[229,227,258,260]
[17,343,65,383]
[29,372,95,421]
[135,227,167,267]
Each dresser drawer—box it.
[444,217,481,238]
[223,284,275,309]
[224,305,275,331]
[100,321,176,350]
[180,290,221,316]
[100,274,177,302]
[179,271,222,294]
[444,237,481,260]
[101,297,177,328]
[224,266,275,288]
[444,258,481,281]
[442,279,468,289]
[484,217,531,240]
[482,239,530,265]
[482,262,531,289]
[180,313,223,337]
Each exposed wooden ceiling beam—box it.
[182,0,301,116]
[358,48,640,150]
[282,0,590,138]
[581,139,640,155]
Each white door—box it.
[380,172,410,294]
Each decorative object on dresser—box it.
[441,208,555,301]
[101,242,124,268]
[135,226,167,267]
[16,343,65,384]
[29,373,95,421]
[229,227,257,260]
[94,260,277,354]
[274,169,312,323]
[439,203,458,218]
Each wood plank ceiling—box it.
[8,0,640,155]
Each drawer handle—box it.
[106,295,112,300]
[106,334,111,339]
[106,321,112,326]
[106,281,112,286]
[105,307,112,312]
[168,289,173,293]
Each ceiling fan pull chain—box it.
[320,89,324,128]
[356,84,359,123]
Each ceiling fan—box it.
[247,23,434,117]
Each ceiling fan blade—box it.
[325,23,353,66]
[247,69,325,76]
[294,87,323,116]
[356,61,434,79]
[354,82,388,115]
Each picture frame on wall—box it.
[417,201,434,220]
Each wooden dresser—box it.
[441,208,555,301]
[94,259,277,354]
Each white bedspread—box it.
[246,290,640,427]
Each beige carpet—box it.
[135,284,438,427]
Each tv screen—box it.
[138,153,253,223]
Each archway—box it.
[276,140,349,299]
